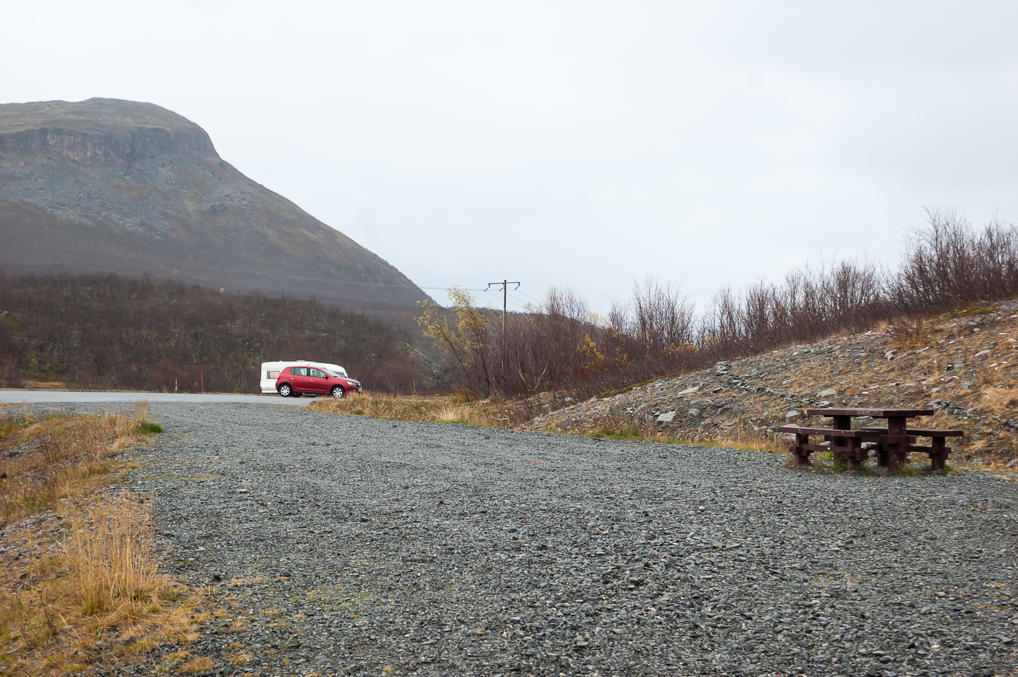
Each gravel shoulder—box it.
[97,403,1018,674]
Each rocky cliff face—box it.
[0,98,429,309]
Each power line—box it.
[420,286,489,292]
[508,290,539,308]
[511,288,543,304]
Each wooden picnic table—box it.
[777,407,961,471]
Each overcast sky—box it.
[4,1,1017,316]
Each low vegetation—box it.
[0,274,435,393]
[0,403,204,675]
[0,403,157,525]
[310,392,792,455]
[309,392,502,427]
[419,211,1018,402]
[587,413,788,453]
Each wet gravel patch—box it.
[99,403,1018,674]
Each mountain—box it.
[0,98,429,309]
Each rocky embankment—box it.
[527,301,1018,466]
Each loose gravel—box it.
[71,403,1018,674]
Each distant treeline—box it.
[420,210,1018,399]
[0,275,436,393]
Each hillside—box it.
[0,98,428,310]
[526,300,1018,466]
[0,274,437,393]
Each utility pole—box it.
[486,279,520,333]
[487,279,520,380]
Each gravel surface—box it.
[79,403,1018,674]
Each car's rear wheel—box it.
[331,385,345,398]
[278,383,292,397]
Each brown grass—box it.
[312,392,794,455]
[179,656,218,673]
[0,402,157,526]
[583,411,788,453]
[0,403,207,675]
[66,498,168,619]
[309,392,501,427]
[980,386,1018,416]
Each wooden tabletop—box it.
[806,408,935,418]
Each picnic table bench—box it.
[775,407,963,471]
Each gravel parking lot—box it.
[102,403,1018,675]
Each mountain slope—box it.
[0,98,428,309]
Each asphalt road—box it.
[0,389,309,406]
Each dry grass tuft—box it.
[981,386,1018,416]
[309,392,500,427]
[65,497,168,619]
[434,403,494,426]
[179,655,218,673]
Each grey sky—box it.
[4,1,1017,316]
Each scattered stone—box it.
[974,349,991,358]
[817,389,837,398]
[785,411,801,421]
[687,408,700,417]
[656,411,676,423]
[677,386,699,396]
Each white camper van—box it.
[260,361,348,394]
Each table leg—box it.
[886,416,907,471]
[831,416,855,469]
[844,438,863,470]
[875,443,889,468]
[792,432,810,466]
[931,436,948,471]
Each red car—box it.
[275,366,362,398]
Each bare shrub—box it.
[890,209,1018,311]
[0,273,433,393]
